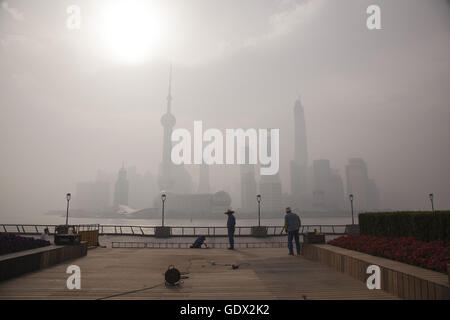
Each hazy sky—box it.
[1,0,449,219]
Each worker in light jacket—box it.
[284,207,301,256]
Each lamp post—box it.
[252,194,266,237]
[161,193,166,227]
[65,193,71,226]
[256,194,261,227]
[349,194,354,225]
[429,193,435,214]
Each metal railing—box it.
[0,223,347,237]
[111,241,289,249]
[0,224,99,235]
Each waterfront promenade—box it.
[0,247,396,299]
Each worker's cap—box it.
[224,209,235,214]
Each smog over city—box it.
[1,0,449,224]
[1,0,450,309]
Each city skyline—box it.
[71,90,380,217]
[1,0,449,220]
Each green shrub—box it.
[359,211,450,243]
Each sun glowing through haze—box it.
[98,1,168,64]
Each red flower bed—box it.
[328,235,450,273]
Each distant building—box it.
[259,179,282,216]
[113,165,129,207]
[259,130,282,217]
[312,159,328,209]
[153,190,232,219]
[367,178,380,210]
[345,158,380,212]
[240,146,257,212]
[290,97,309,209]
[311,159,345,212]
[328,169,346,211]
[127,166,158,209]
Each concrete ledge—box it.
[448,264,450,286]
[301,244,450,300]
[303,233,325,244]
[0,242,87,282]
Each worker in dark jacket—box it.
[225,209,236,250]
[190,236,207,248]
[284,207,301,255]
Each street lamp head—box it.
[66,193,71,201]
[349,194,354,201]
[256,194,261,202]
[429,193,433,201]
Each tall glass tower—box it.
[290,97,308,208]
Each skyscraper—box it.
[329,169,346,211]
[240,146,257,211]
[345,158,380,212]
[294,98,308,166]
[259,130,282,216]
[127,166,158,209]
[157,65,193,194]
[367,179,380,210]
[158,65,176,191]
[312,159,330,209]
[312,159,345,212]
[290,97,309,208]
[113,164,129,207]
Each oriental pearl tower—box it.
[158,65,176,191]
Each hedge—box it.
[359,211,450,243]
[329,234,450,273]
[0,233,50,255]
